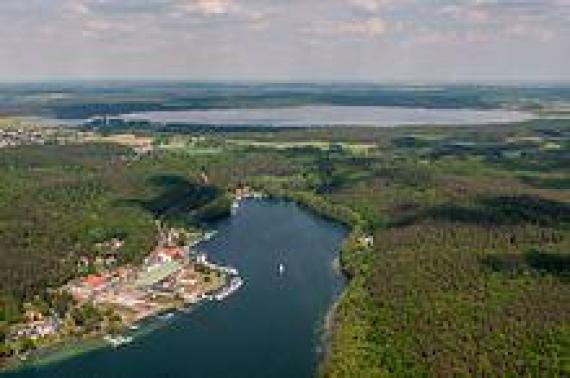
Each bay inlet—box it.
[6,199,347,378]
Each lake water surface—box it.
[6,199,347,378]
[121,105,534,127]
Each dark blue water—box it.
[6,199,346,378]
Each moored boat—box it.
[104,334,133,347]
[214,277,244,301]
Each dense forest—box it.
[223,121,570,376]
[3,82,568,119]
[0,144,239,326]
[321,154,569,376]
[0,116,568,375]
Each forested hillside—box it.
[0,117,568,375]
[0,144,229,325]
[223,121,570,376]
[303,125,570,376]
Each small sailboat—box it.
[278,263,285,275]
[231,201,240,215]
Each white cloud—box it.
[505,24,556,42]
[339,17,387,36]
[175,0,234,16]
[64,0,90,16]
[411,30,458,45]
[0,0,567,81]
[198,0,232,15]
[439,5,490,24]
[310,17,387,38]
[347,0,389,12]
[80,18,134,38]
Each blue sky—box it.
[0,0,568,82]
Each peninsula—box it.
[4,225,243,364]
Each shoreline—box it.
[3,274,236,373]
[3,194,348,375]
[1,228,242,373]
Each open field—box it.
[83,133,153,151]
[226,139,377,154]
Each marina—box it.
[3,223,246,369]
[213,277,244,301]
[61,241,243,326]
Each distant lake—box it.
[120,105,534,127]
[7,199,347,378]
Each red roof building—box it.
[160,247,186,260]
[84,275,106,288]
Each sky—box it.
[0,0,568,82]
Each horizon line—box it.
[1,77,570,87]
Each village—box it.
[3,185,271,362]
[7,224,243,352]
[0,124,81,149]
[4,184,274,356]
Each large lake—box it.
[6,199,347,378]
[121,105,534,127]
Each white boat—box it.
[203,231,217,241]
[219,266,239,275]
[278,263,285,275]
[214,277,244,301]
[129,324,139,331]
[200,293,214,301]
[157,312,174,320]
[231,201,240,214]
[104,335,133,347]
